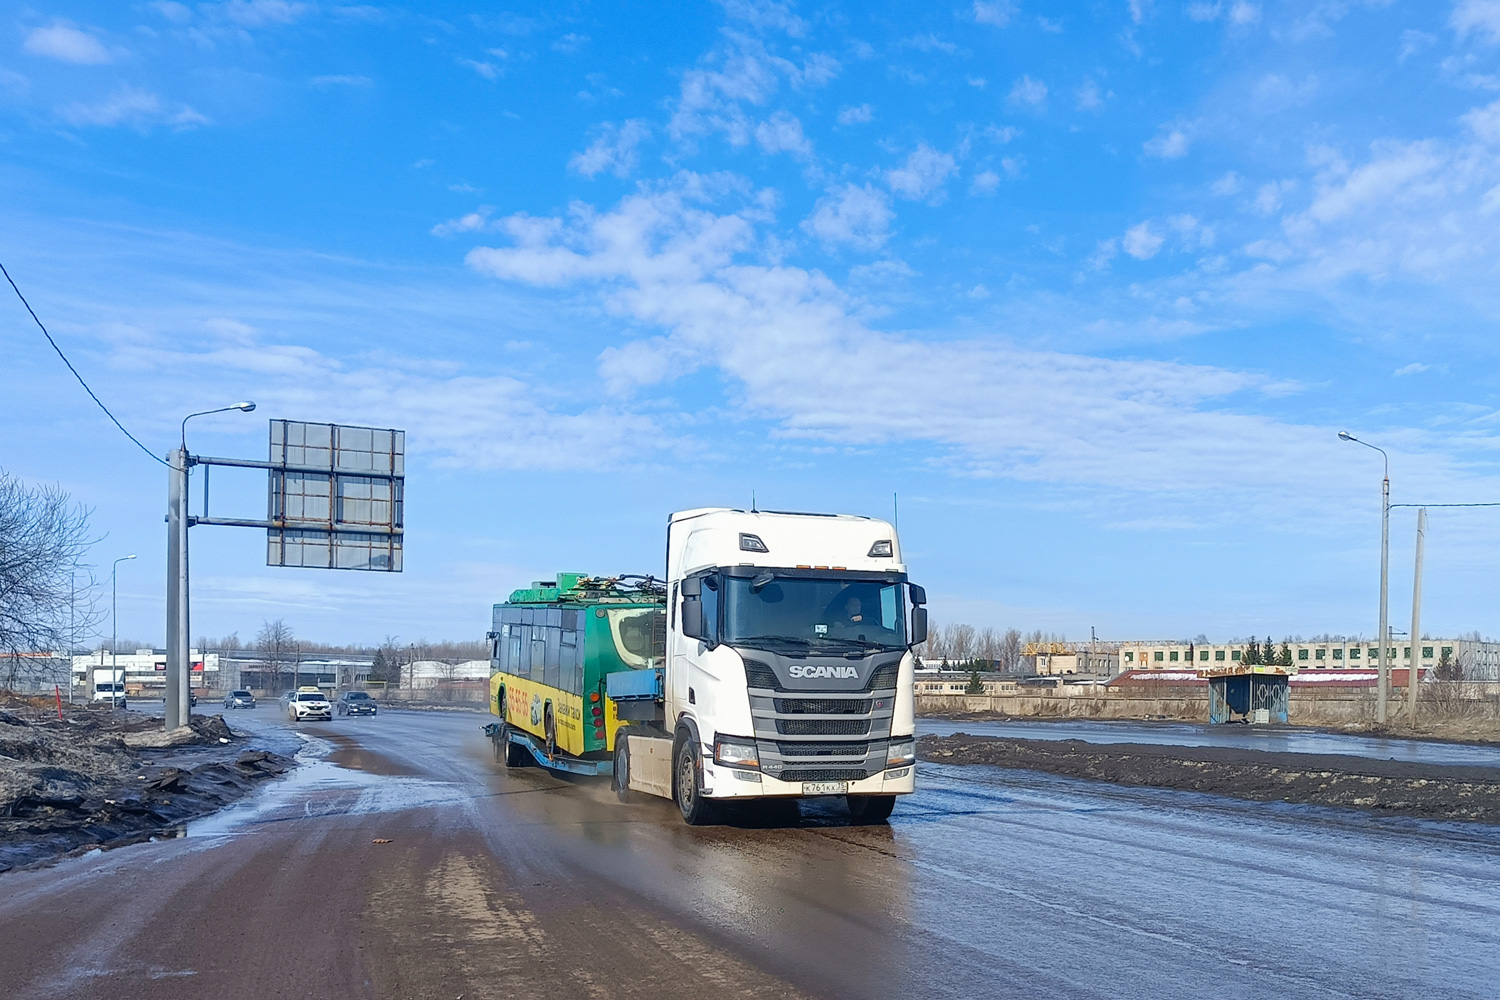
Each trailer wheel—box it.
[500,724,528,768]
[846,794,897,824]
[674,739,718,826]
[612,734,636,803]
[543,704,557,757]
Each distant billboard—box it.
[265,420,404,572]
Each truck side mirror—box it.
[681,598,707,641]
[908,583,927,606]
[910,607,928,646]
[680,577,702,598]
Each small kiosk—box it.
[1200,665,1289,724]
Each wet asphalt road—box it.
[3,706,1499,999]
[918,716,1500,767]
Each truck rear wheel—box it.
[674,739,718,826]
[846,794,897,824]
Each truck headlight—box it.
[887,739,916,768]
[714,736,759,769]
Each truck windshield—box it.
[722,576,907,651]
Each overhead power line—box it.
[1391,503,1500,509]
[1,259,166,467]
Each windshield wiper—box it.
[811,636,902,652]
[732,635,812,651]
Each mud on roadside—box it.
[0,698,294,872]
[919,733,1500,823]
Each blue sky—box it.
[4,0,1500,648]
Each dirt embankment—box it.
[919,733,1500,823]
[0,697,293,871]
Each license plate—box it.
[802,781,848,795]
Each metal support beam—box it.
[193,516,403,535]
[194,454,401,479]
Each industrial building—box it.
[1118,638,1500,681]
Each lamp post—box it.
[1339,431,1391,724]
[110,555,137,710]
[166,401,256,730]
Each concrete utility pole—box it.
[1407,507,1427,727]
[1340,431,1391,724]
[165,447,189,730]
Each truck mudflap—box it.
[484,723,614,777]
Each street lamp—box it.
[110,555,137,710]
[165,400,257,731]
[1339,430,1391,724]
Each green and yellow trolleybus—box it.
[485,573,666,774]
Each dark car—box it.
[224,690,256,709]
[336,691,378,717]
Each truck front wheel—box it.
[674,739,718,826]
[613,736,636,803]
[846,794,897,824]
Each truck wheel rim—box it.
[677,751,694,811]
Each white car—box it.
[287,690,332,721]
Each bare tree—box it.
[998,628,1023,673]
[949,624,976,664]
[256,619,296,693]
[976,627,998,670]
[0,471,100,690]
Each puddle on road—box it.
[186,731,466,840]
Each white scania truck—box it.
[486,507,927,825]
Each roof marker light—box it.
[739,532,769,553]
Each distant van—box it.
[92,683,128,706]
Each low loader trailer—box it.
[484,507,928,824]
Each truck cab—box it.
[620,508,925,824]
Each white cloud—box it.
[1186,2,1221,20]
[802,183,893,251]
[972,2,1016,26]
[1452,0,1500,44]
[569,120,651,178]
[1076,79,1104,110]
[211,0,309,26]
[461,181,1360,497]
[901,34,959,54]
[837,103,873,125]
[431,208,494,238]
[60,87,207,129]
[970,170,1001,195]
[1305,141,1444,223]
[1394,362,1430,376]
[311,74,374,87]
[1229,2,1261,25]
[885,144,959,202]
[1212,171,1242,195]
[718,0,807,37]
[458,58,501,80]
[1145,128,1190,158]
[151,2,193,24]
[1463,98,1500,144]
[1122,222,1164,259]
[552,33,590,54]
[23,22,113,64]
[1254,180,1291,214]
[1007,75,1048,110]
[754,110,813,158]
[669,35,838,148]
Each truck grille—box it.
[775,697,870,714]
[772,768,873,783]
[775,740,872,757]
[775,718,870,736]
[743,660,780,690]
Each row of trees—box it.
[918,624,1069,673]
